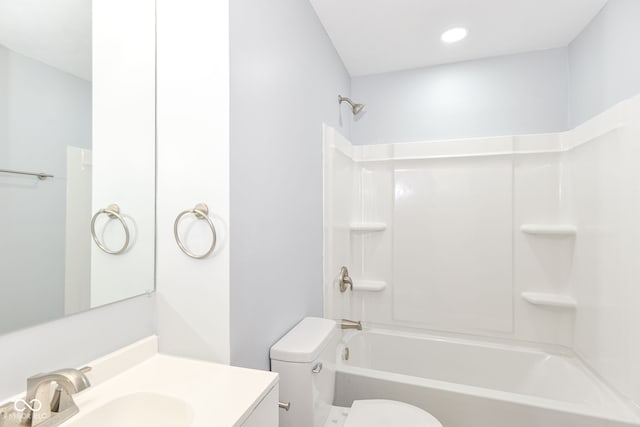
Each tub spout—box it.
[339,319,362,331]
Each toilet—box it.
[270,317,443,427]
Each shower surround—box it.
[323,94,640,424]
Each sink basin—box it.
[64,393,193,427]
[6,337,282,426]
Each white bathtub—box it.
[333,329,640,427]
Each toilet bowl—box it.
[270,317,443,427]
[344,399,442,426]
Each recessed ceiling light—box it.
[441,27,468,43]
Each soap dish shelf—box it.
[522,292,576,309]
[521,224,577,236]
[352,280,387,292]
[350,222,387,232]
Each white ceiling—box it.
[310,0,608,76]
[0,0,91,81]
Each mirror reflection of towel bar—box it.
[91,204,131,255]
[0,168,54,180]
[174,203,217,259]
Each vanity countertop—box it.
[70,355,277,426]
[3,336,278,427]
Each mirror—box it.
[0,0,156,334]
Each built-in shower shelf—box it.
[521,292,576,309]
[350,222,387,232]
[520,224,577,236]
[353,280,387,292]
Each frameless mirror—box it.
[0,0,156,334]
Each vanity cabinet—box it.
[241,385,279,427]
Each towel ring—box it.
[91,204,130,255]
[174,203,217,259]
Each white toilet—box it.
[270,317,443,427]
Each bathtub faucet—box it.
[339,319,362,331]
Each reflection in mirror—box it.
[0,0,156,335]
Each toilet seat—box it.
[343,399,443,427]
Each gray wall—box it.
[568,0,640,127]
[230,0,351,370]
[349,0,640,145]
[350,48,569,145]
[0,45,91,333]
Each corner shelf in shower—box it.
[349,222,387,232]
[352,280,387,292]
[521,292,577,309]
[520,224,577,236]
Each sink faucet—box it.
[0,367,91,427]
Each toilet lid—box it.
[344,399,443,427]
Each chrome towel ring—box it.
[174,203,217,259]
[91,204,130,255]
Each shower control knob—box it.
[338,266,353,292]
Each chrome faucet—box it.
[339,319,362,331]
[338,266,353,292]
[0,367,91,427]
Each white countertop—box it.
[69,355,277,426]
[3,336,278,427]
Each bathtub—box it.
[333,328,640,427]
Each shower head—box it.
[338,95,365,116]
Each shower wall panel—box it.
[567,96,640,407]
[323,131,572,346]
[392,158,513,333]
[324,95,640,408]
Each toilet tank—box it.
[271,317,339,427]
